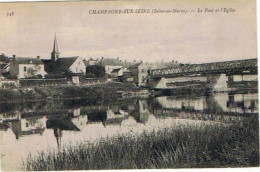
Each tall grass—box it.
[25,115,259,170]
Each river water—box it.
[0,91,258,170]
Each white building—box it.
[10,55,47,79]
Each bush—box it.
[85,65,105,78]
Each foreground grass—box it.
[25,116,259,170]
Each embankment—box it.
[0,83,144,103]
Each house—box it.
[99,57,134,74]
[10,55,47,79]
[127,61,180,87]
[105,64,123,75]
[43,35,86,75]
[127,62,142,86]
[119,69,135,83]
[0,53,10,76]
[110,68,123,78]
[44,56,86,75]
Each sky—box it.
[0,0,257,63]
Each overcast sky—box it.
[0,0,257,63]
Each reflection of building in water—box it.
[153,93,258,123]
[68,108,81,117]
[8,116,46,139]
[153,107,245,123]
[71,115,88,130]
[138,100,150,123]
[54,126,62,149]
[83,100,151,126]
[86,108,129,126]
[156,93,258,114]
[127,99,151,124]
[103,109,129,126]
[86,111,107,125]
[47,114,87,148]
[227,93,258,113]
[0,122,9,131]
[156,96,207,111]
[0,111,21,123]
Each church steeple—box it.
[51,34,60,61]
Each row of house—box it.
[0,35,180,87]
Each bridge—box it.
[147,58,258,92]
[150,58,257,78]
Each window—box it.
[141,69,146,73]
[24,66,27,72]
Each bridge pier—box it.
[209,74,228,92]
[148,74,230,94]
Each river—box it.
[0,91,258,170]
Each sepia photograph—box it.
[0,0,258,171]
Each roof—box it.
[14,57,44,65]
[0,63,9,70]
[111,68,121,73]
[83,60,89,66]
[100,58,122,66]
[43,57,79,73]
[52,34,59,54]
[127,62,142,70]
[54,57,78,71]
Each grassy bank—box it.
[25,115,259,170]
[0,82,140,103]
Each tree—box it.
[27,65,40,78]
[85,65,105,78]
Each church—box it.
[43,35,86,76]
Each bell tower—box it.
[51,34,60,61]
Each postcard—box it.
[0,0,258,171]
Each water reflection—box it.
[0,91,258,170]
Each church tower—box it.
[51,34,60,61]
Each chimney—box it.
[117,57,119,60]
[37,56,40,59]
[13,55,16,62]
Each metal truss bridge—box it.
[150,58,257,78]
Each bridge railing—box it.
[151,58,257,77]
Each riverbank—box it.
[25,115,259,170]
[0,82,147,103]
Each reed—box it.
[25,115,259,170]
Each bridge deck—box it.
[151,58,257,78]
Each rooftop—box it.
[13,57,44,65]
